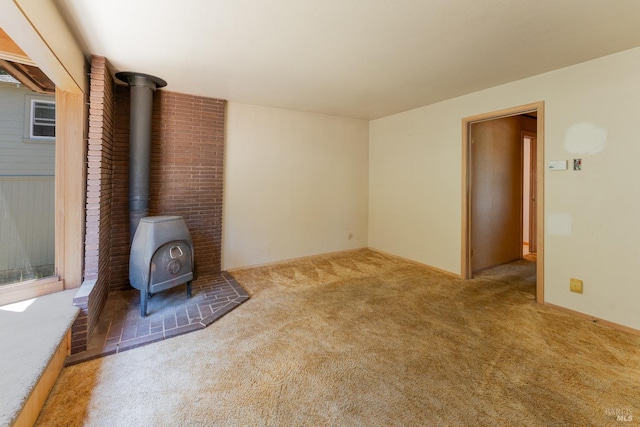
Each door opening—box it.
[461,102,544,303]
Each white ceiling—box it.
[55,0,640,120]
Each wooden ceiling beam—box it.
[0,58,55,94]
[0,27,35,66]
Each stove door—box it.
[149,241,193,293]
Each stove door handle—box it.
[170,245,183,259]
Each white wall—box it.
[224,102,369,270]
[370,47,640,330]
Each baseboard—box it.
[544,302,640,336]
[367,247,461,278]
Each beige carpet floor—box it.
[37,249,639,426]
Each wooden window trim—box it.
[0,22,86,305]
[0,87,84,306]
[0,278,63,306]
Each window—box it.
[1,93,56,292]
[30,99,55,139]
[0,6,84,306]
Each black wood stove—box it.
[129,216,194,317]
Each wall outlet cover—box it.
[570,278,583,294]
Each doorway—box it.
[461,102,544,303]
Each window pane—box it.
[33,124,55,137]
[31,101,56,138]
[34,102,55,120]
[0,94,56,286]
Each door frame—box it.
[522,131,537,254]
[461,101,545,303]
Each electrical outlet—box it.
[570,278,583,294]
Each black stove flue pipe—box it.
[115,72,167,242]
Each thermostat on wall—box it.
[548,160,568,170]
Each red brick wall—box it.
[110,86,130,290]
[86,57,115,284]
[110,87,226,291]
[72,55,114,353]
[71,62,225,353]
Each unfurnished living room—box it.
[0,1,639,426]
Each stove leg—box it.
[140,290,148,317]
[187,280,192,298]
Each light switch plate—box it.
[549,160,568,170]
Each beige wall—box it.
[224,102,369,269]
[370,47,640,330]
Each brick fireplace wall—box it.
[110,86,226,291]
[71,57,226,352]
[71,56,115,353]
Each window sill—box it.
[0,288,78,427]
[0,277,64,306]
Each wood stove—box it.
[129,216,194,317]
